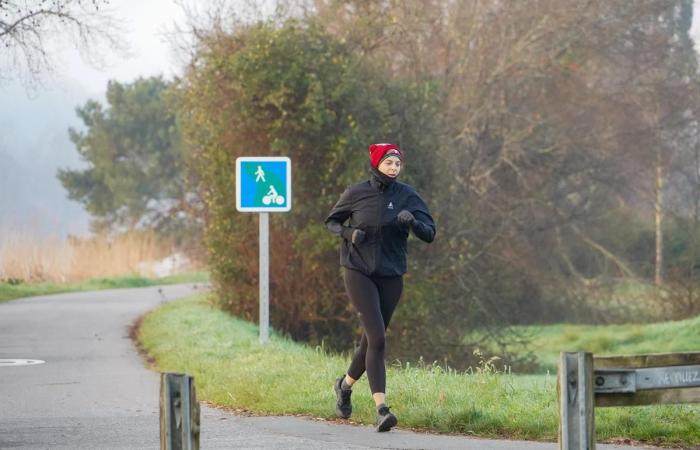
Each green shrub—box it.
[178,20,442,351]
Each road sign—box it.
[235,156,291,344]
[236,157,292,212]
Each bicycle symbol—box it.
[262,185,285,205]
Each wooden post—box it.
[559,352,595,450]
[160,373,200,450]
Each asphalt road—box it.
[0,284,658,449]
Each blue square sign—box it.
[236,157,292,212]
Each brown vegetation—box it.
[0,229,175,283]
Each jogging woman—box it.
[324,143,436,432]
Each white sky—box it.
[692,0,700,53]
[0,0,191,237]
[53,0,187,96]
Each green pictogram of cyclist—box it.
[254,165,285,206]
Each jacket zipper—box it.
[374,184,386,274]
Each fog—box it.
[0,0,185,237]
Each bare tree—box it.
[0,0,125,89]
[309,0,699,314]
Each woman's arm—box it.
[407,191,436,243]
[324,187,355,240]
[326,220,355,240]
[411,210,436,243]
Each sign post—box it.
[236,157,291,344]
[259,212,269,344]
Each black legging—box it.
[344,268,403,394]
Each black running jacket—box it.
[324,172,436,277]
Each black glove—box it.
[397,210,415,226]
[351,229,366,245]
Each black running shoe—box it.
[334,376,352,419]
[376,405,397,432]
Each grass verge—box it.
[466,315,700,374]
[136,294,700,447]
[0,271,209,303]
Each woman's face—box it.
[378,156,402,178]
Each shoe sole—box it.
[376,414,397,432]
[334,382,351,419]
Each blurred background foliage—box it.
[61,0,700,369]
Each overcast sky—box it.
[1,0,700,238]
[0,0,192,237]
[51,0,700,95]
[53,0,185,96]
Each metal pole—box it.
[181,375,192,450]
[559,352,595,450]
[259,212,269,344]
[559,352,574,450]
[578,352,595,450]
[160,373,200,450]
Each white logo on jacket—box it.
[387,202,394,210]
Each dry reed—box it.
[0,229,175,283]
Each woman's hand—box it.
[351,229,366,244]
[397,210,415,225]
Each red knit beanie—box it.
[369,143,402,168]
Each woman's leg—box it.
[343,268,387,394]
[344,270,403,395]
[346,275,404,387]
[345,332,367,386]
[370,275,403,406]
[376,275,404,329]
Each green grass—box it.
[137,294,700,447]
[464,278,700,373]
[466,315,700,374]
[0,271,209,303]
